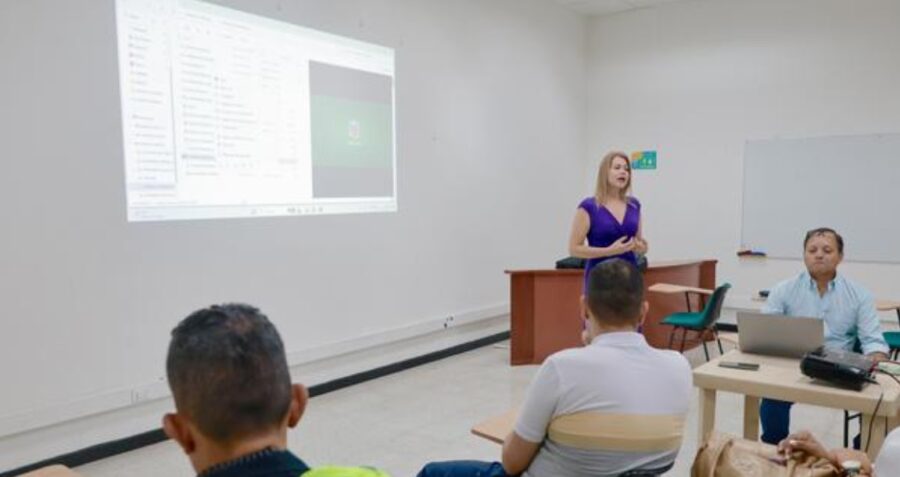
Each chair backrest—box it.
[698,283,731,329]
[618,461,674,477]
[548,413,684,452]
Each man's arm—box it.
[503,360,560,474]
[857,291,890,360]
[501,431,541,475]
[761,282,788,315]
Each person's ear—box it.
[639,300,649,326]
[163,413,196,454]
[287,384,308,429]
[580,295,589,321]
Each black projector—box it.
[800,347,875,391]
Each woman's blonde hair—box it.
[594,151,632,203]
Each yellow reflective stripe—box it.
[547,413,684,452]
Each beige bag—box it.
[691,433,840,477]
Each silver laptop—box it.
[736,312,824,358]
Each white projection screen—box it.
[115,0,397,221]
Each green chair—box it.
[662,283,731,361]
[883,308,900,360]
[844,310,900,448]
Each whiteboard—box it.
[741,133,900,263]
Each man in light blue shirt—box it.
[759,228,889,446]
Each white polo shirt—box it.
[514,331,692,477]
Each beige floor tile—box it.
[76,340,851,477]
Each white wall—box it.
[586,0,900,308]
[0,0,586,470]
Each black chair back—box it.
[619,461,674,477]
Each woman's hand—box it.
[777,431,873,474]
[634,237,649,254]
[778,431,833,463]
[608,236,635,255]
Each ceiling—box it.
[551,0,695,16]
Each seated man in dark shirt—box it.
[163,303,311,477]
[164,303,390,476]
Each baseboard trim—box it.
[1,331,510,476]
[0,429,168,477]
[306,330,510,397]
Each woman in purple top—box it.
[568,151,648,292]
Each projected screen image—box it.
[116,0,397,222]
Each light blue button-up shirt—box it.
[762,271,888,355]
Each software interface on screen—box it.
[116,0,397,221]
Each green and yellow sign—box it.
[630,150,657,170]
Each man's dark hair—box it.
[804,227,844,255]
[166,303,292,443]
[586,259,644,324]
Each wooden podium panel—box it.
[506,259,717,365]
[507,270,583,365]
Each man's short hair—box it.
[166,303,292,443]
[586,259,644,324]
[803,227,844,255]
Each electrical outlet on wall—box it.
[130,379,168,404]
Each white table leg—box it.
[861,413,888,459]
[699,388,717,443]
[743,395,760,440]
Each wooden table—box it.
[693,350,900,458]
[471,409,517,444]
[648,283,713,295]
[648,283,713,312]
[506,259,717,364]
[877,301,900,318]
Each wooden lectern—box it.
[506,259,717,365]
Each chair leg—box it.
[668,327,676,350]
[894,310,900,360]
[714,328,724,355]
[680,327,688,353]
[843,411,851,448]
[702,339,710,362]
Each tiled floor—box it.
[76,340,850,477]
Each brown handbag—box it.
[691,433,841,477]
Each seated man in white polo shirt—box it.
[417,259,693,477]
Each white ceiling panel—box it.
[552,0,698,16]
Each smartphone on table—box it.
[718,361,760,371]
